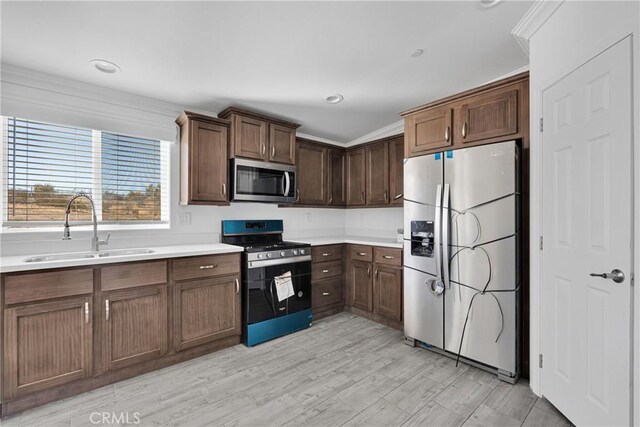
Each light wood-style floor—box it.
[3,313,573,427]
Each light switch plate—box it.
[178,212,191,226]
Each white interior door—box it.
[541,37,633,427]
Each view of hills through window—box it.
[4,117,166,225]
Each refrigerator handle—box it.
[442,183,450,290]
[434,184,443,282]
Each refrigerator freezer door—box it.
[403,266,444,348]
[403,154,443,275]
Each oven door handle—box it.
[267,279,277,316]
[283,171,291,197]
[248,255,312,269]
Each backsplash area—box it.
[0,204,402,257]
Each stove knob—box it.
[280,251,286,257]
[293,250,299,255]
[266,253,272,258]
[300,249,306,255]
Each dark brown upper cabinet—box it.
[219,107,299,165]
[404,106,453,158]
[176,111,230,206]
[455,86,518,144]
[296,140,327,205]
[327,148,346,206]
[401,72,528,158]
[346,148,366,206]
[389,136,404,206]
[366,142,390,205]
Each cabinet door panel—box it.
[366,142,390,205]
[296,142,326,205]
[346,148,366,206]
[191,120,228,202]
[269,124,296,165]
[174,275,240,351]
[405,106,452,157]
[103,285,167,371]
[389,137,404,206]
[456,87,518,143]
[312,277,343,309]
[327,149,346,206]
[374,265,402,322]
[234,116,268,160]
[3,297,92,399]
[351,260,373,312]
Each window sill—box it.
[1,223,171,234]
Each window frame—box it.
[1,116,171,230]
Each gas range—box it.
[244,243,310,263]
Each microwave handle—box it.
[283,171,291,197]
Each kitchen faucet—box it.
[63,193,110,252]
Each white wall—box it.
[0,65,401,256]
[522,2,640,422]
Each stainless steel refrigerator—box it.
[403,140,520,383]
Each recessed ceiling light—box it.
[325,94,344,104]
[90,59,121,74]
[410,49,424,58]
[480,0,503,8]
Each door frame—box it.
[520,1,640,424]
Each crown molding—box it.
[296,132,345,147]
[511,0,564,55]
[346,119,404,147]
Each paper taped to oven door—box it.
[274,271,294,302]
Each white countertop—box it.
[0,243,243,273]
[293,236,403,249]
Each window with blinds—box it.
[1,116,169,227]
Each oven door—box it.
[232,158,296,203]
[245,257,311,325]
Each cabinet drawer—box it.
[349,244,373,262]
[4,268,93,305]
[313,278,343,309]
[312,260,343,281]
[311,244,343,262]
[101,261,167,291]
[173,253,240,281]
[374,247,402,267]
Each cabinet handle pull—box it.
[384,191,388,202]
[376,269,379,279]
[445,126,450,142]
[200,264,217,270]
[322,253,331,257]
[271,146,276,158]
[361,191,365,202]
[84,302,90,324]
[222,183,226,196]
[462,122,468,139]
[329,193,333,204]
[357,252,367,256]
[261,144,266,156]
[322,292,332,296]
[105,299,110,321]
[394,193,403,200]
[367,267,371,277]
[235,278,240,295]
[322,269,330,273]
[296,188,300,202]
[383,255,395,259]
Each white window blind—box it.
[1,116,169,227]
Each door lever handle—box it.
[590,269,625,283]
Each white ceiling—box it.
[1,1,531,143]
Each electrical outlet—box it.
[178,212,191,226]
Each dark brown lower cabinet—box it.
[374,265,402,322]
[174,275,241,351]
[2,296,93,399]
[102,285,168,371]
[350,260,373,312]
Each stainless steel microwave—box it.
[230,158,297,203]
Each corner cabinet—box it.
[296,140,327,205]
[219,107,299,165]
[346,148,366,206]
[176,111,231,205]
